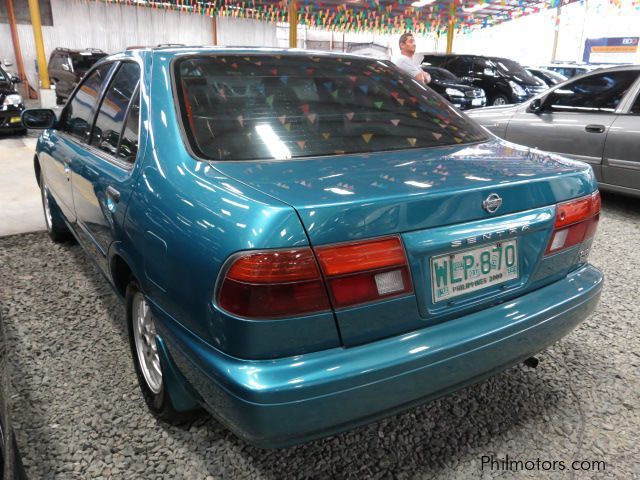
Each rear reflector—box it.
[217,248,331,318]
[545,191,600,255]
[315,236,413,309]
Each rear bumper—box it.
[156,264,603,448]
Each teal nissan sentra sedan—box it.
[22,46,603,448]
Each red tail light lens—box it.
[217,249,331,318]
[545,191,600,255]
[315,236,414,309]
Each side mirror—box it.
[528,98,544,113]
[22,109,57,129]
[11,75,21,84]
[61,63,70,72]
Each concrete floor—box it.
[0,134,45,237]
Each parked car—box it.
[0,313,28,480]
[526,67,567,87]
[469,66,640,198]
[23,47,603,448]
[47,48,108,105]
[422,66,486,109]
[0,65,25,136]
[536,63,597,78]
[421,54,547,106]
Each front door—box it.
[71,61,142,273]
[42,63,114,222]
[602,87,640,192]
[506,70,640,181]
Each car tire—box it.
[491,95,509,106]
[126,280,199,425]
[39,173,72,242]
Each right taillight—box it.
[217,235,414,318]
[545,191,600,255]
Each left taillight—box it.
[217,248,331,318]
[545,191,601,255]
[217,236,415,318]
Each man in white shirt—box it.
[394,32,431,86]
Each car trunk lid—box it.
[213,139,597,345]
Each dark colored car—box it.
[0,65,25,135]
[0,313,28,479]
[422,66,486,109]
[538,63,596,79]
[526,67,567,87]
[48,48,108,104]
[422,54,547,106]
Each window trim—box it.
[59,61,119,143]
[541,69,640,115]
[58,56,144,172]
[87,60,142,170]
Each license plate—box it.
[471,98,484,106]
[431,240,519,303]
[10,116,21,124]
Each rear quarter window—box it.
[174,54,488,161]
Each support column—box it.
[289,0,298,49]
[6,0,28,87]
[212,15,218,46]
[446,0,457,54]
[28,0,50,89]
[551,6,561,62]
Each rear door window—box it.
[62,63,113,142]
[175,54,488,161]
[90,62,141,158]
[118,90,141,163]
[545,71,639,113]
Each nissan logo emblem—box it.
[483,193,502,214]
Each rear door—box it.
[41,62,114,222]
[71,60,142,273]
[602,80,640,192]
[505,70,639,181]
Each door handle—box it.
[63,157,71,177]
[585,124,605,133]
[106,186,120,203]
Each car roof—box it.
[122,45,390,62]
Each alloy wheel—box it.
[132,292,163,394]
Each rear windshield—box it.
[491,58,539,83]
[71,53,107,71]
[174,54,488,161]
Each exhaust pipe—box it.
[523,356,539,369]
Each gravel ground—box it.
[0,192,638,480]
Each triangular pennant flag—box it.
[237,115,244,127]
[397,98,405,106]
[330,90,339,99]
[323,81,333,91]
[433,132,442,140]
[271,68,278,75]
[322,132,331,140]
[266,95,274,107]
[297,141,306,149]
[359,84,369,94]
[255,61,262,66]
[256,84,266,97]
[300,104,310,114]
[278,115,286,125]
[284,123,292,131]
[348,76,357,83]
[374,101,383,109]
[306,113,317,124]
[411,112,418,118]
[346,112,355,120]
[390,119,400,126]
[362,133,373,144]
[280,75,289,84]
[407,137,417,146]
